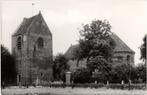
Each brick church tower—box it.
[12,12,53,85]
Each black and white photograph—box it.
[1,0,146,95]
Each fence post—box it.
[106,80,109,89]
[107,80,109,86]
[121,80,124,89]
[66,71,71,85]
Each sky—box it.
[1,0,147,65]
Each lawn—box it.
[1,87,146,95]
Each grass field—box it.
[1,87,147,95]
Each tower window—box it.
[17,36,22,50]
[127,55,130,64]
[37,37,44,49]
[18,74,21,82]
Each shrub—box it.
[72,67,92,83]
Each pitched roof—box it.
[12,12,47,36]
[110,33,135,53]
[65,44,79,59]
[65,33,135,59]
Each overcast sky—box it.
[1,0,147,65]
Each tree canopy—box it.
[52,53,69,81]
[140,35,146,63]
[74,20,116,63]
[1,45,17,84]
[135,63,146,83]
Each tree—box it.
[72,20,115,83]
[140,35,146,63]
[1,45,17,85]
[87,56,112,83]
[135,63,146,83]
[74,20,115,64]
[52,53,69,82]
[109,63,136,83]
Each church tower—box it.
[12,12,53,85]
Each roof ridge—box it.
[26,13,40,32]
[12,13,40,36]
[12,20,25,36]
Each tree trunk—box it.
[86,57,90,63]
[76,59,80,67]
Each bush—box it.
[72,67,92,83]
[45,83,146,90]
[135,64,146,83]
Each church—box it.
[65,33,135,71]
[12,12,53,85]
[12,12,135,85]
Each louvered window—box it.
[127,55,130,64]
[17,37,22,50]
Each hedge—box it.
[43,83,146,90]
[3,83,146,90]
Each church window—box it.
[127,55,130,64]
[17,36,22,50]
[18,74,21,82]
[37,37,44,49]
[41,72,43,77]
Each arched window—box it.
[18,74,21,82]
[127,55,130,64]
[37,37,44,49]
[17,36,22,50]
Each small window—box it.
[17,36,22,50]
[18,75,21,82]
[127,55,130,63]
[41,72,43,77]
[37,37,44,49]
